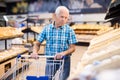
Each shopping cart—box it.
[1,55,64,80]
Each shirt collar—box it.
[52,22,64,29]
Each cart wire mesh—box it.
[1,55,64,80]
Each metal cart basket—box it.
[1,55,64,80]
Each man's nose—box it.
[62,17,66,21]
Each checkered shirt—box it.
[37,24,77,56]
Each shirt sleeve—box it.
[68,28,77,45]
[37,26,46,43]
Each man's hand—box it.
[30,53,39,59]
[54,52,65,60]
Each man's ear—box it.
[52,13,56,20]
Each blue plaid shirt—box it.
[37,24,77,56]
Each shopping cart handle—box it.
[62,56,66,59]
[17,54,66,59]
[19,55,55,58]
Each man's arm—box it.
[33,41,41,53]
[31,40,41,58]
[54,44,75,59]
[62,44,75,56]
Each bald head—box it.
[55,6,69,17]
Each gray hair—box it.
[55,6,69,16]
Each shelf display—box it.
[0,45,29,79]
[93,55,120,72]
[87,28,120,54]
[0,27,29,79]
[68,28,120,80]
[71,24,113,42]
[0,47,28,64]
[0,27,24,40]
[81,28,120,66]
[0,27,24,49]
[30,26,43,34]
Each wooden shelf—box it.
[72,24,113,43]
[0,27,24,40]
[30,26,43,34]
[0,47,28,64]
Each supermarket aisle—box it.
[0,38,88,79]
[70,45,88,76]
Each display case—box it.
[0,27,29,78]
[68,28,120,80]
[71,23,113,42]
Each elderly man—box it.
[31,6,77,80]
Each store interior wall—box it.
[5,13,107,23]
[71,13,106,22]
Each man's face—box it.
[55,10,69,26]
